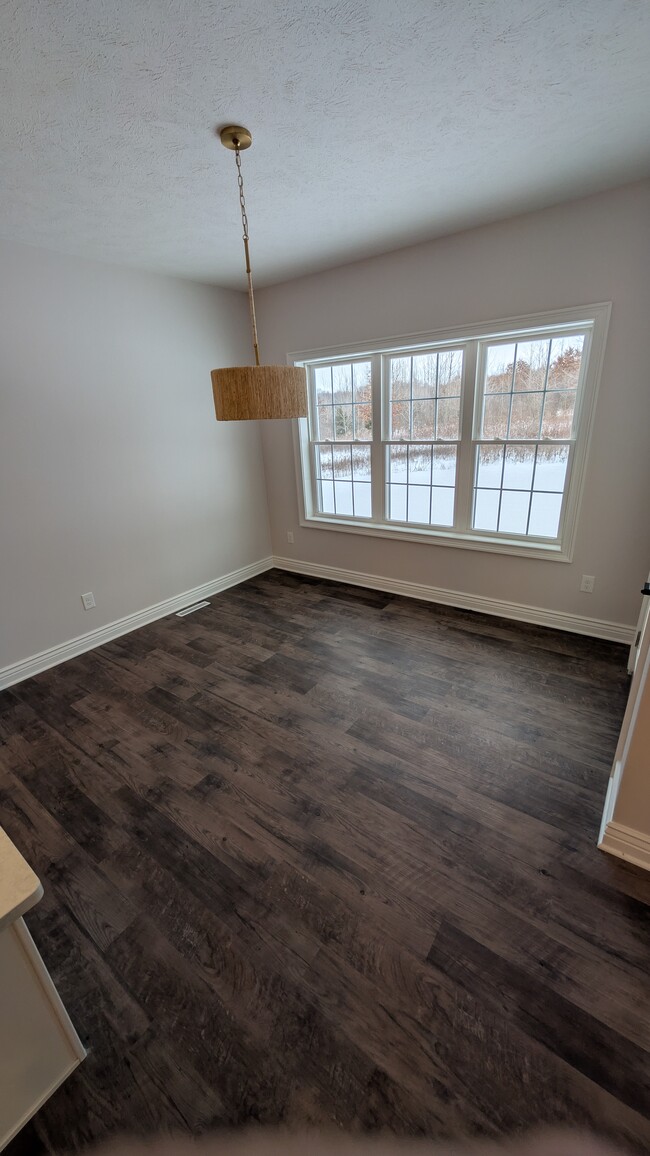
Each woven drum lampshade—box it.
[212,365,307,421]
[211,125,308,422]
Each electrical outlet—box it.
[287,530,294,544]
[580,575,595,593]
[81,591,96,610]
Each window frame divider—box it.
[370,353,384,523]
[455,340,476,534]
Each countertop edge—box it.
[0,880,45,932]
[0,826,44,931]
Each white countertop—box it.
[0,827,43,931]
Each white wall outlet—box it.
[287,530,294,544]
[580,575,595,593]
[81,591,96,610]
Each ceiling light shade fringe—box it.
[211,124,307,422]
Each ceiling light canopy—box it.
[211,126,307,422]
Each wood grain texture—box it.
[1,569,649,1154]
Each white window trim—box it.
[291,303,611,563]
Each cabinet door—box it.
[0,918,85,1150]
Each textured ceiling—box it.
[2,0,650,288]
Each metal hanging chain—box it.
[235,147,249,240]
[234,146,261,367]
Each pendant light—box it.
[211,126,308,421]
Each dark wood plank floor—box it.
[1,569,649,1154]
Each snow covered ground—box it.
[317,446,568,538]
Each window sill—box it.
[300,513,571,562]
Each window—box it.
[473,334,583,540]
[386,349,462,529]
[295,305,610,561]
[312,360,372,518]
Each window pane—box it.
[391,400,410,439]
[474,488,499,531]
[503,445,535,490]
[333,404,354,441]
[534,444,569,492]
[408,445,432,483]
[547,336,584,390]
[352,445,371,481]
[317,405,333,439]
[432,446,457,487]
[353,403,372,440]
[431,487,455,527]
[541,391,576,439]
[412,354,437,398]
[334,480,353,515]
[352,361,372,401]
[528,491,563,538]
[352,361,372,439]
[389,357,411,400]
[317,446,333,479]
[482,393,510,438]
[476,445,503,488]
[499,490,530,534]
[485,343,516,393]
[332,446,352,479]
[387,444,456,528]
[315,366,332,403]
[438,349,463,397]
[332,363,352,402]
[389,445,408,482]
[509,392,543,439]
[513,340,550,392]
[482,334,585,443]
[388,484,407,521]
[412,399,435,439]
[319,479,335,514]
[353,482,372,518]
[407,485,430,524]
[472,440,568,540]
[437,397,460,440]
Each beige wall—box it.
[257,181,650,630]
[0,240,271,670]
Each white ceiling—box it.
[2,0,650,289]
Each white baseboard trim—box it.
[272,556,635,644]
[0,556,274,691]
[1,554,634,692]
[599,821,650,872]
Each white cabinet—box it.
[0,830,85,1150]
[599,585,650,871]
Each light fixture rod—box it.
[234,143,260,367]
[241,213,260,367]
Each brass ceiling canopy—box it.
[219,125,252,150]
[211,125,307,422]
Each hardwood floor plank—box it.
[427,920,650,1115]
[125,1027,226,1133]
[29,894,150,1051]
